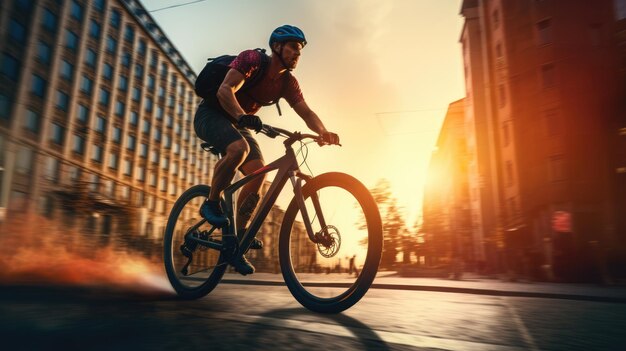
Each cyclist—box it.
[193,25,339,275]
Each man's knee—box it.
[225,139,250,161]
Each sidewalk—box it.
[221,271,626,303]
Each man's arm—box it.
[217,69,247,120]
[293,100,328,134]
[293,100,340,145]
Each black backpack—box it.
[194,48,286,115]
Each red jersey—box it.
[229,50,304,114]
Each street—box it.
[1,279,625,351]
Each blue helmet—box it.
[269,25,307,48]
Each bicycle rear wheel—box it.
[164,185,227,299]
[279,172,382,313]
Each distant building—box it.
[423,99,473,270]
[0,0,211,241]
[459,0,623,281]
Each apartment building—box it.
[0,0,213,240]
[460,0,622,280]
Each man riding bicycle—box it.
[193,25,339,275]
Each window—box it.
[175,123,181,135]
[80,75,93,94]
[121,51,131,67]
[502,122,510,147]
[43,157,60,182]
[102,63,113,80]
[151,150,159,163]
[162,157,169,170]
[139,143,148,158]
[167,95,174,108]
[65,30,78,50]
[150,50,158,68]
[158,86,165,98]
[9,20,26,44]
[125,112,136,127]
[123,160,132,176]
[548,155,565,182]
[85,48,97,67]
[24,109,40,133]
[541,64,556,88]
[109,153,118,169]
[77,104,89,122]
[498,84,506,108]
[505,161,514,187]
[160,62,168,77]
[15,147,34,175]
[136,166,145,181]
[31,74,46,98]
[37,41,51,65]
[92,144,103,162]
[56,91,69,111]
[148,75,155,90]
[160,177,167,192]
[94,0,106,12]
[142,120,151,134]
[537,19,552,45]
[112,126,121,143]
[124,25,135,42]
[127,135,136,151]
[1,53,20,81]
[94,115,106,133]
[138,39,147,55]
[164,135,171,148]
[99,88,110,106]
[89,20,101,39]
[50,123,65,145]
[70,1,83,21]
[60,60,73,81]
[118,75,128,91]
[42,9,58,32]
[156,107,163,120]
[135,64,144,79]
[115,101,125,117]
[154,128,161,142]
[145,97,153,112]
[132,87,140,101]
[0,94,10,120]
[72,134,85,154]
[110,9,121,28]
[106,36,117,54]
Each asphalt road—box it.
[1,282,625,351]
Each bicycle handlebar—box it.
[259,124,341,147]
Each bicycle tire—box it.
[279,172,383,313]
[164,184,227,299]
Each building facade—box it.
[0,0,213,245]
[459,0,623,281]
[423,99,474,273]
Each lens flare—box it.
[0,213,174,296]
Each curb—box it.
[220,279,626,304]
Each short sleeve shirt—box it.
[229,50,304,114]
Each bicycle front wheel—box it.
[164,185,227,299]
[279,172,382,313]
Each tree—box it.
[357,178,407,269]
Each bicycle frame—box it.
[188,139,327,255]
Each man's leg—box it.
[237,159,266,229]
[201,139,249,227]
[208,139,250,201]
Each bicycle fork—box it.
[290,172,328,245]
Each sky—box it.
[143,0,466,227]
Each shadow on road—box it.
[243,307,390,351]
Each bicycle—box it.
[163,124,382,313]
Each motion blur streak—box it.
[0,214,174,296]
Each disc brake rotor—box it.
[316,225,341,258]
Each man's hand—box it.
[238,114,263,132]
[318,131,340,146]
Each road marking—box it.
[504,300,540,351]
[212,311,526,351]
